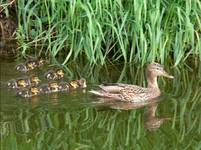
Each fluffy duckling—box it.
[30,76,41,85]
[68,78,87,89]
[68,80,80,89]
[48,82,61,92]
[39,85,51,94]
[44,69,65,80]
[17,87,40,98]
[58,82,70,91]
[16,59,45,73]
[7,79,29,89]
[7,76,41,89]
[40,82,61,94]
[56,69,65,78]
[15,64,29,73]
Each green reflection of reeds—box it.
[3,0,199,65]
[1,62,201,149]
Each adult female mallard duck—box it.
[90,63,174,103]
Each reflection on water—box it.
[144,102,171,131]
[0,59,200,149]
[91,97,169,130]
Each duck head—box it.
[30,87,40,95]
[77,78,87,88]
[31,76,41,84]
[44,70,55,80]
[56,69,64,78]
[59,82,70,91]
[16,64,28,72]
[38,59,45,66]
[146,62,174,88]
[17,79,28,87]
[26,62,35,70]
[69,80,79,89]
[49,82,60,90]
[147,63,174,79]
[40,85,51,94]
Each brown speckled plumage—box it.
[90,63,174,103]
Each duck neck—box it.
[146,71,159,89]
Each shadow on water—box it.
[0,58,201,149]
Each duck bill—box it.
[163,71,174,79]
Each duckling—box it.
[26,58,46,68]
[26,61,37,70]
[16,58,45,73]
[39,82,61,94]
[68,78,87,89]
[56,69,65,79]
[48,82,61,92]
[44,69,65,80]
[58,82,70,91]
[7,76,41,89]
[39,85,51,94]
[17,87,40,98]
[30,76,41,85]
[7,79,28,89]
[68,80,80,89]
[16,64,29,72]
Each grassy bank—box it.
[4,0,201,65]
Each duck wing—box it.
[119,85,153,102]
[99,83,146,93]
[90,83,153,102]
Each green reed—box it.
[10,0,200,65]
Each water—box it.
[0,59,201,149]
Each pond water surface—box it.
[1,59,201,149]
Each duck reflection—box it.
[144,102,170,131]
[92,98,170,130]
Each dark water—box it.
[0,59,201,149]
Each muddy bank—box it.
[0,0,18,58]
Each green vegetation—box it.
[1,0,201,65]
[1,0,193,65]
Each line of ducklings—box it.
[7,59,87,98]
[17,78,86,98]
